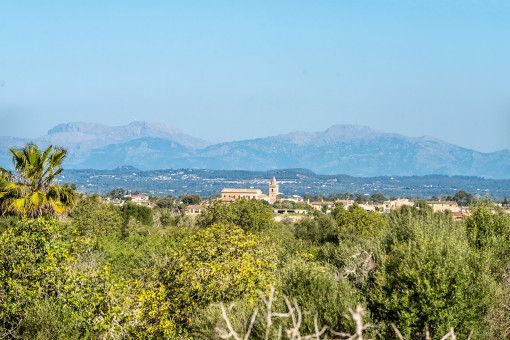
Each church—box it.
[221,177,279,204]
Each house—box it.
[124,194,151,207]
[358,203,381,212]
[308,201,335,210]
[285,195,304,203]
[308,201,340,213]
[336,200,355,209]
[427,201,460,213]
[450,212,464,221]
[185,205,207,214]
[382,199,414,213]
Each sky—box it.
[1,0,509,152]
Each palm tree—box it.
[0,143,74,218]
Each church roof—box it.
[221,188,263,194]
[270,177,277,185]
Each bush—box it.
[334,203,386,240]
[0,216,142,338]
[120,201,154,226]
[197,198,274,232]
[276,258,365,335]
[137,223,279,337]
[368,210,498,338]
[71,195,123,237]
[294,214,338,245]
[193,261,370,340]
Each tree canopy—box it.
[0,143,76,217]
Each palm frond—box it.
[29,191,47,207]
[3,143,73,217]
[13,198,27,213]
[51,201,66,215]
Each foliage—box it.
[414,198,432,211]
[368,207,498,338]
[272,200,307,210]
[0,218,73,333]
[197,198,274,232]
[181,194,201,205]
[0,143,76,217]
[294,214,338,245]
[465,199,510,252]
[453,190,474,206]
[354,193,366,204]
[120,201,154,226]
[0,217,140,338]
[137,223,279,337]
[334,203,386,238]
[70,195,124,237]
[371,192,386,204]
[276,258,365,335]
[104,187,125,199]
[155,196,176,209]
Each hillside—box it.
[1,122,509,178]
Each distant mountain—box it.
[75,137,193,170]
[46,121,210,149]
[1,122,509,178]
[0,121,210,169]
[195,125,510,178]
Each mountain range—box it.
[1,121,509,178]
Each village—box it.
[103,177,509,221]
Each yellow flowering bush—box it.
[137,223,279,337]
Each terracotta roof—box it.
[221,188,262,194]
[309,201,335,206]
[187,205,206,210]
[427,201,458,205]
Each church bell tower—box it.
[269,177,279,203]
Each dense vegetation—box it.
[0,196,508,339]
[1,145,509,339]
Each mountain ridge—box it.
[1,121,508,178]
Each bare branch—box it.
[217,302,242,340]
[244,307,259,340]
[391,323,404,340]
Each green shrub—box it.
[0,218,74,333]
[368,210,498,338]
[121,201,154,226]
[334,203,386,240]
[193,258,368,339]
[197,198,274,232]
[71,195,123,237]
[294,214,338,245]
[137,223,279,337]
[277,258,365,335]
[0,216,142,338]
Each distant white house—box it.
[427,201,460,213]
[124,194,151,207]
[185,205,207,214]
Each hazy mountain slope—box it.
[0,137,29,168]
[0,121,211,168]
[44,121,211,149]
[73,137,192,170]
[197,125,510,178]
[1,122,509,178]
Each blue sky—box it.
[1,0,509,152]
